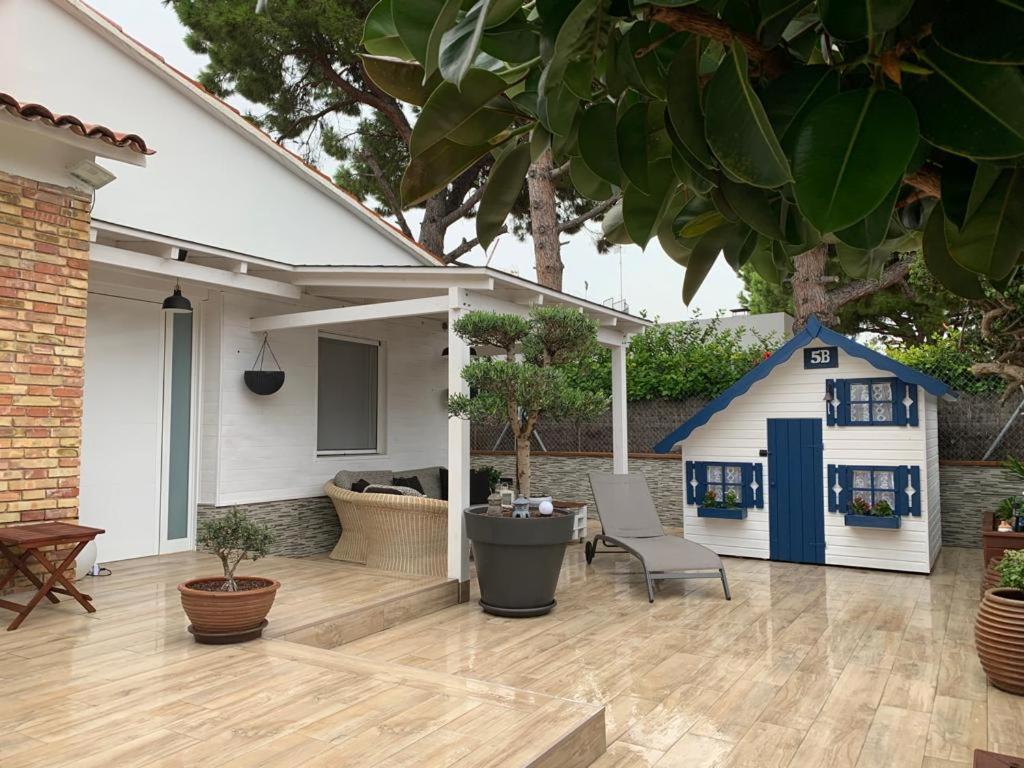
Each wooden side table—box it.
[0,522,105,630]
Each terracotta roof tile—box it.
[0,92,154,155]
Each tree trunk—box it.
[527,148,563,290]
[792,244,836,330]
[515,435,531,498]
[418,193,448,257]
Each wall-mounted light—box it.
[162,282,192,314]
[442,346,478,358]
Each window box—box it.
[698,506,747,520]
[844,513,901,529]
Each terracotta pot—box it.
[975,587,1024,695]
[178,577,279,643]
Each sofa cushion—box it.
[334,469,392,491]
[351,479,371,493]
[398,466,444,499]
[393,475,425,495]
[364,483,424,497]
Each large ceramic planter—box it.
[975,587,1024,695]
[178,576,280,643]
[465,506,574,618]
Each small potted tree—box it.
[449,307,607,617]
[178,507,278,643]
[976,549,1024,695]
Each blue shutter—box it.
[893,381,908,426]
[836,380,851,426]
[895,466,909,516]
[909,465,922,516]
[741,464,754,508]
[684,461,696,505]
[753,463,764,508]
[838,465,852,513]
[694,462,708,506]
[827,464,838,512]
[907,383,919,426]
[825,379,837,426]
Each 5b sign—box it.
[804,346,838,369]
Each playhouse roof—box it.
[652,316,957,453]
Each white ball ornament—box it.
[539,500,554,516]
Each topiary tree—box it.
[448,307,608,496]
[362,0,1024,326]
[197,507,275,591]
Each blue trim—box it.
[844,513,901,529]
[653,315,955,452]
[767,418,825,565]
[697,506,747,520]
[753,463,764,508]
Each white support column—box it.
[446,288,472,595]
[611,340,628,475]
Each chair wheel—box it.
[585,541,595,564]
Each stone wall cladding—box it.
[471,453,684,527]
[0,170,91,590]
[939,465,1020,548]
[198,497,340,558]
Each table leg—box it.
[31,541,94,608]
[5,541,92,631]
[0,542,60,603]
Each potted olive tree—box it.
[178,507,278,643]
[449,307,607,617]
[976,549,1024,695]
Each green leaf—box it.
[480,12,541,63]
[922,204,986,298]
[658,190,695,265]
[718,178,785,240]
[912,44,1024,159]
[818,0,913,41]
[757,0,810,47]
[363,0,414,59]
[578,102,622,185]
[439,0,493,86]
[940,155,978,231]
[361,55,439,106]
[410,69,511,157]
[670,146,715,194]
[401,138,494,206]
[675,194,726,239]
[792,88,918,233]
[617,101,650,192]
[933,0,1024,65]
[965,163,1003,223]
[667,38,714,168]
[570,155,614,201]
[424,0,462,79]
[835,181,900,249]
[834,241,892,279]
[617,23,666,100]
[704,42,792,189]
[537,68,579,136]
[601,199,634,244]
[944,168,1024,279]
[477,141,532,250]
[761,65,840,152]
[748,235,782,282]
[683,224,748,303]
[623,163,677,248]
[484,0,522,28]
[392,0,448,64]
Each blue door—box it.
[767,419,825,564]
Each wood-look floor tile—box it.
[925,695,987,763]
[654,733,734,768]
[855,705,931,768]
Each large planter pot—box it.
[975,587,1024,695]
[178,576,280,644]
[465,506,574,618]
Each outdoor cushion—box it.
[393,475,425,495]
[364,483,424,497]
[398,466,443,499]
[333,469,391,491]
[351,479,371,493]
[437,467,491,504]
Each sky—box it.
[86,0,744,322]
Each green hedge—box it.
[887,334,1003,396]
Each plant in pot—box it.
[448,307,607,617]
[178,507,278,643]
[976,549,1024,695]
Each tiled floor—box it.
[0,542,1020,767]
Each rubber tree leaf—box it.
[835,181,900,249]
[761,65,840,153]
[439,0,493,86]
[361,55,440,106]
[704,42,792,189]
[933,0,1024,65]
[537,67,579,136]
[476,141,532,250]
[675,195,725,239]
[622,162,677,248]
[819,0,913,41]
[617,23,667,100]
[667,38,714,168]
[757,0,810,48]
[392,0,449,64]
[792,88,918,233]
[912,44,1024,159]
[658,190,695,266]
[601,199,634,245]
[544,0,600,96]
[484,0,522,28]
[569,155,614,201]
[719,178,785,240]
[617,101,650,192]
[944,168,1024,279]
[410,70,510,157]
[670,146,715,194]
[423,0,462,80]
[923,204,986,298]
[578,102,622,185]
[940,155,979,231]
[401,139,495,206]
[748,235,782,283]
[835,241,892,279]
[481,13,541,63]
[683,223,748,303]
[363,0,414,59]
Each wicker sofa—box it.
[324,467,448,578]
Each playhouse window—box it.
[705,464,744,505]
[847,378,895,424]
[850,468,897,509]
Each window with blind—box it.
[317,334,382,453]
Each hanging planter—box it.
[244,334,285,395]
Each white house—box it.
[654,317,956,574]
[0,0,648,593]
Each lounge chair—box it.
[587,472,731,602]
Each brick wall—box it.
[0,170,91,589]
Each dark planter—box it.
[244,370,285,395]
[844,513,900,529]
[465,506,574,618]
[697,506,747,520]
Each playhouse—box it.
[654,317,956,574]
